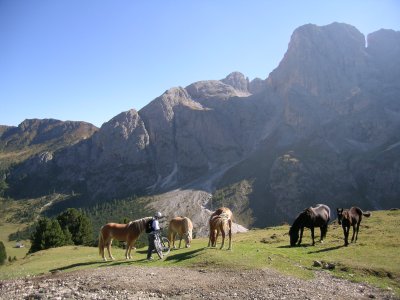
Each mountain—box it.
[4,23,400,228]
[0,119,98,172]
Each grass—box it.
[0,210,399,296]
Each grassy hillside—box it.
[0,210,399,295]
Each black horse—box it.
[336,207,371,246]
[289,204,331,247]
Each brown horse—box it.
[289,204,331,247]
[208,207,232,250]
[168,216,193,249]
[336,207,371,246]
[98,217,152,261]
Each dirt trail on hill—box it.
[0,266,397,299]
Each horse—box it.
[336,207,371,246]
[289,204,331,247]
[208,207,232,250]
[168,216,193,248]
[98,217,152,261]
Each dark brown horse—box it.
[289,204,330,247]
[336,207,371,246]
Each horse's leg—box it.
[168,231,174,249]
[178,235,182,249]
[126,240,135,259]
[310,227,315,246]
[228,219,232,250]
[220,229,225,250]
[101,246,106,261]
[214,230,219,247]
[319,226,324,243]
[106,239,114,260]
[320,224,328,243]
[351,224,356,243]
[125,244,130,260]
[343,226,349,246]
[171,232,176,249]
[298,227,304,245]
[354,222,360,243]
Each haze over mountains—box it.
[2,23,400,227]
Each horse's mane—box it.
[128,216,153,233]
[291,208,312,231]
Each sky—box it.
[1,1,399,128]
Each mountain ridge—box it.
[3,22,400,228]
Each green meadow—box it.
[0,210,399,296]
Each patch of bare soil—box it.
[0,266,397,299]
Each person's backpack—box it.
[145,219,153,233]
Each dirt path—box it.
[0,266,397,299]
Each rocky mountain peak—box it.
[267,22,368,113]
[221,72,250,94]
[367,29,400,82]
[94,109,149,154]
[101,109,140,138]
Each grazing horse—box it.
[336,207,371,246]
[168,216,193,248]
[98,217,152,261]
[208,207,232,250]
[289,204,331,247]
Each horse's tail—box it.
[98,228,104,257]
[362,211,371,217]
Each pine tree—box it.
[57,208,93,246]
[0,241,7,265]
[29,217,69,253]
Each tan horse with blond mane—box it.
[208,207,232,250]
[99,217,152,261]
[168,216,193,248]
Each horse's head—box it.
[289,226,299,247]
[184,230,193,248]
[336,208,344,225]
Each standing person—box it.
[147,212,162,261]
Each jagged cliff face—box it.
[6,23,400,226]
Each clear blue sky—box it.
[1,1,399,128]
